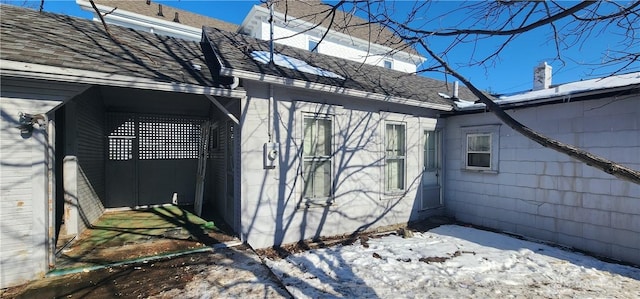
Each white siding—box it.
[259,23,419,73]
[0,78,86,288]
[444,95,640,265]
[238,82,442,248]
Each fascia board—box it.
[221,67,452,111]
[0,60,246,99]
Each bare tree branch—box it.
[417,39,640,184]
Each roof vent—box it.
[157,4,164,17]
[173,12,180,23]
[533,62,552,90]
[146,0,150,5]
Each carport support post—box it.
[63,101,79,235]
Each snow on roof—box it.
[250,51,345,80]
[455,72,640,110]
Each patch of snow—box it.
[457,72,640,110]
[251,51,345,80]
[265,225,640,298]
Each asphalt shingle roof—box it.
[1,4,217,87]
[203,27,472,108]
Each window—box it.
[385,123,406,192]
[467,134,491,169]
[462,125,500,172]
[302,115,332,201]
[308,39,319,53]
[424,130,438,170]
[383,60,393,69]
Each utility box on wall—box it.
[263,142,279,169]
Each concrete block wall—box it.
[239,83,442,248]
[444,95,640,265]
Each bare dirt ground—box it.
[1,245,291,299]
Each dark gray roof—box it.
[203,27,473,108]
[0,4,217,87]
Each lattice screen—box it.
[107,114,135,161]
[138,115,206,160]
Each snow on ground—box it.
[265,225,640,298]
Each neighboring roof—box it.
[455,72,640,110]
[0,4,217,88]
[261,0,420,56]
[90,0,238,32]
[203,27,473,110]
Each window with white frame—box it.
[302,115,333,201]
[385,122,406,192]
[462,125,500,172]
[467,134,491,169]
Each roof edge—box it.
[221,66,452,111]
[0,59,246,99]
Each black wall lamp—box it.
[17,112,46,136]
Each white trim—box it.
[1,60,246,99]
[221,67,452,111]
[77,0,203,41]
[241,5,426,66]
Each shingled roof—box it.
[91,0,238,32]
[263,0,420,56]
[0,4,217,87]
[203,27,473,109]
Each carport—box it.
[54,84,243,261]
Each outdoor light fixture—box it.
[17,112,46,136]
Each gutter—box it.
[447,85,640,116]
[0,60,246,99]
[221,67,453,111]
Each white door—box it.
[421,130,441,209]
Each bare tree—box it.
[304,0,640,184]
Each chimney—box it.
[533,62,552,90]
[173,12,180,23]
[146,0,150,5]
[157,4,164,17]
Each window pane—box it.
[303,159,331,198]
[425,131,436,169]
[309,40,319,53]
[304,118,331,157]
[386,158,405,191]
[386,124,405,156]
[468,153,491,168]
[303,118,314,156]
[317,118,331,156]
[468,135,490,152]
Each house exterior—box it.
[78,0,425,73]
[1,2,639,290]
[0,5,465,288]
